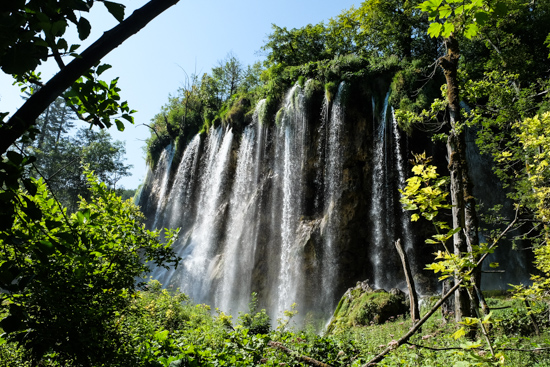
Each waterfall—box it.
[141,82,433,326]
[314,96,328,213]
[392,109,414,255]
[370,93,391,289]
[275,85,308,317]
[216,125,259,313]
[174,127,234,303]
[320,82,346,314]
[164,135,201,230]
[151,144,175,230]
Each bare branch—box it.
[268,341,334,367]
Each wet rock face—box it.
[326,281,408,334]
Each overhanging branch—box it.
[1,0,180,156]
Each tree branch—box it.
[268,341,334,367]
[363,211,519,366]
[1,0,180,156]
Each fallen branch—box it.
[405,342,473,351]
[405,342,550,353]
[268,341,334,367]
[395,238,421,324]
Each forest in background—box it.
[1,0,550,365]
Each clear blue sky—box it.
[0,0,361,189]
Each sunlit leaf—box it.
[452,327,466,339]
[441,22,455,38]
[427,22,443,38]
[464,23,479,39]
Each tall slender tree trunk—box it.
[37,106,51,149]
[440,35,480,322]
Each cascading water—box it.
[320,82,346,314]
[275,85,308,317]
[151,144,175,230]
[215,125,259,313]
[370,92,392,289]
[139,82,441,326]
[164,135,201,230]
[391,109,415,256]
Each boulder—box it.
[325,281,408,334]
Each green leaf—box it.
[76,211,86,224]
[427,22,443,38]
[77,17,91,40]
[96,64,112,76]
[451,327,466,339]
[121,113,133,123]
[464,23,479,39]
[57,38,68,50]
[22,197,42,221]
[23,178,38,196]
[494,1,508,16]
[6,151,23,166]
[38,240,55,255]
[103,1,125,22]
[439,4,452,18]
[418,0,443,12]
[474,11,489,25]
[115,119,125,131]
[447,226,461,237]
[441,22,455,38]
[51,20,67,37]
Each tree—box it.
[0,0,181,363]
[261,23,329,68]
[399,0,550,322]
[212,52,244,102]
[33,97,76,151]
[344,0,430,59]
[30,127,132,212]
[401,0,496,322]
[0,172,178,366]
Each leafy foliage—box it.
[27,100,133,211]
[0,172,179,366]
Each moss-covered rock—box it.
[326,281,407,334]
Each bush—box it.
[238,292,271,335]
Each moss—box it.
[146,133,171,169]
[327,288,407,334]
[325,81,338,103]
[304,79,323,100]
[275,108,284,126]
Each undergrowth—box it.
[2,280,550,366]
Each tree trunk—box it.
[440,35,480,322]
[38,106,51,149]
[394,239,420,324]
